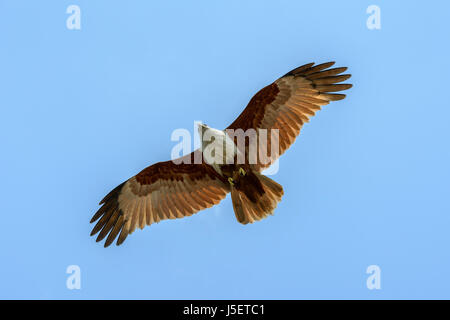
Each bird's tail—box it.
[230,171,284,224]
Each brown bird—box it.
[90,61,352,247]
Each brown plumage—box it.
[90,61,352,247]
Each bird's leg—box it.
[239,167,246,176]
[228,177,235,186]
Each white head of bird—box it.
[197,122,238,167]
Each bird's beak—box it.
[198,123,208,132]
[197,123,205,137]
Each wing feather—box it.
[227,61,352,171]
[90,151,229,247]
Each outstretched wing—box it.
[227,61,352,171]
[90,151,230,247]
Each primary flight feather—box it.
[90,61,352,247]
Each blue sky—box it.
[1,1,449,299]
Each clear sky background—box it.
[1,1,449,299]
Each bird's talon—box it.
[228,177,235,186]
[239,168,246,176]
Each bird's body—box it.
[198,123,284,224]
[90,61,352,247]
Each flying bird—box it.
[90,61,352,247]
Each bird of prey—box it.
[90,61,352,247]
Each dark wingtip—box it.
[284,62,315,77]
[90,182,127,248]
[330,93,347,101]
